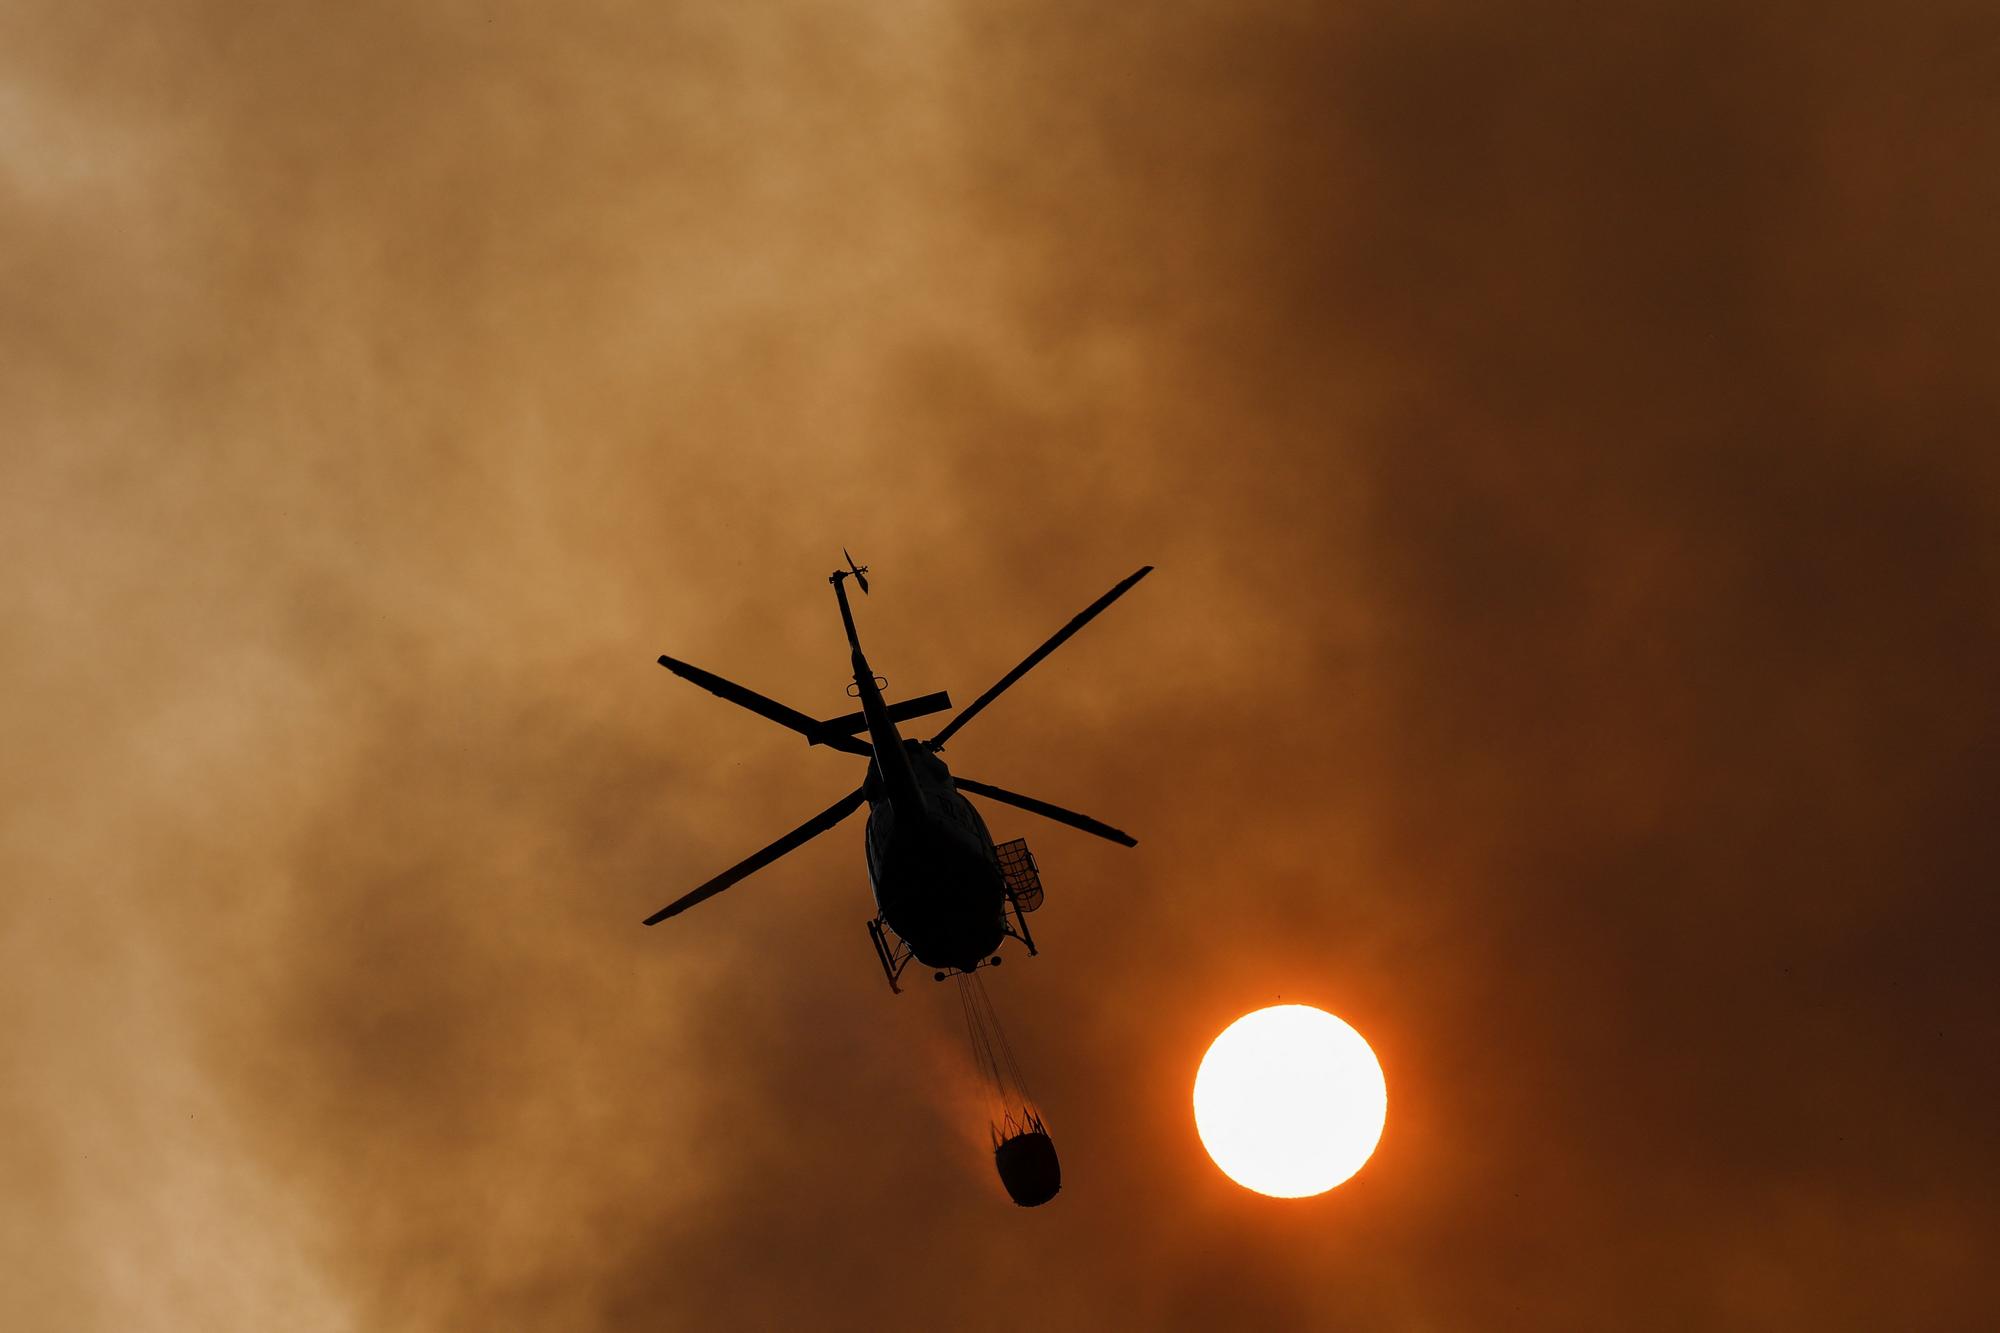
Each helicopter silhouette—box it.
[645,553,1151,992]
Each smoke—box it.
[6,0,1998,1328]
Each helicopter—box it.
[644,553,1151,993]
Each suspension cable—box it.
[957,973,1038,1131]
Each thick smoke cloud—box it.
[5,0,1996,1328]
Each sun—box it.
[1193,1004,1387,1198]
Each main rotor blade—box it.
[643,785,868,925]
[928,566,1153,749]
[953,776,1137,848]
[657,654,873,758]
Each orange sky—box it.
[5,1,1997,1328]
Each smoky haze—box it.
[5,0,1997,1328]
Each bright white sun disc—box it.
[1193,1004,1387,1198]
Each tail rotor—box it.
[841,548,870,594]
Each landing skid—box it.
[1002,884,1040,958]
[866,916,916,995]
[865,888,1041,996]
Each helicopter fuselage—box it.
[834,565,1011,973]
[862,742,1009,972]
